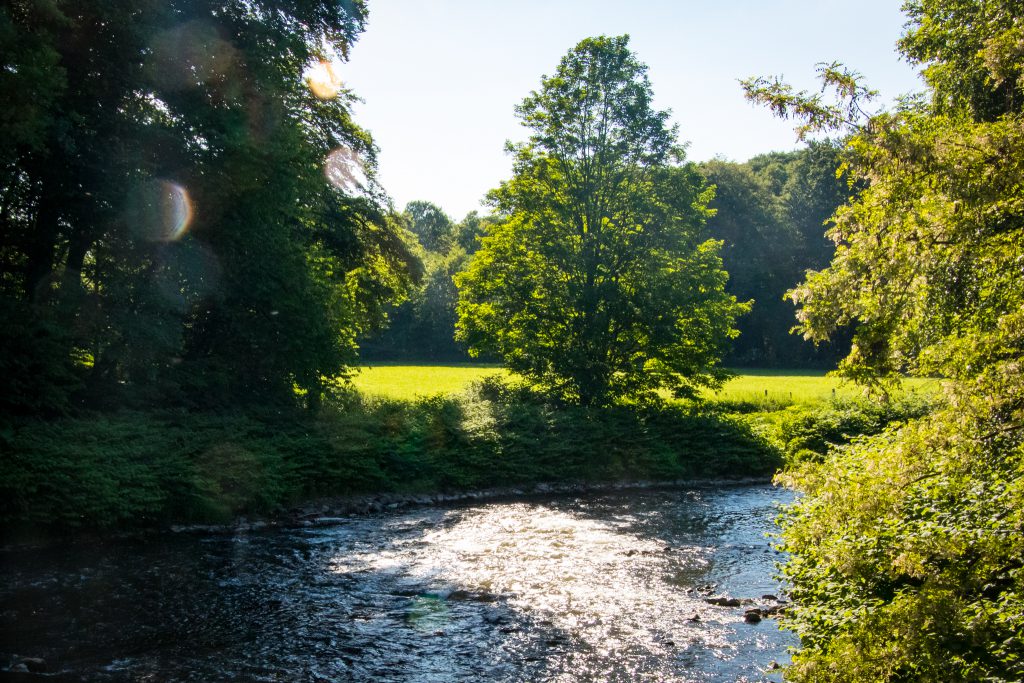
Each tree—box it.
[358,208,501,362]
[743,0,1024,678]
[456,35,746,406]
[452,210,496,254]
[0,0,417,412]
[360,245,473,362]
[702,158,795,365]
[405,200,454,253]
[701,142,852,367]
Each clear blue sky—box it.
[341,1,923,219]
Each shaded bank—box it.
[0,380,781,538]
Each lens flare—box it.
[160,181,194,241]
[150,20,241,99]
[324,146,368,193]
[306,60,343,100]
[126,180,194,243]
[154,239,222,311]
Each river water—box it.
[0,485,796,682]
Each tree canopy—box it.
[0,0,417,412]
[404,200,454,254]
[702,142,852,367]
[744,0,1024,678]
[456,35,746,405]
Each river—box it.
[0,485,796,682]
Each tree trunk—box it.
[24,180,61,303]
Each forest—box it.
[1,0,1022,681]
[362,142,852,369]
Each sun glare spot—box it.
[306,59,343,100]
[126,179,194,242]
[159,181,194,241]
[324,146,368,193]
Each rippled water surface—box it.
[1,485,796,682]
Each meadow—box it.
[350,363,938,406]
[350,363,505,399]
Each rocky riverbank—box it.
[172,476,775,535]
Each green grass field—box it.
[351,364,939,405]
[350,363,505,399]
[705,368,938,406]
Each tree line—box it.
[363,142,853,370]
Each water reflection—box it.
[0,486,794,682]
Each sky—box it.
[340,1,924,219]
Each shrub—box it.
[776,374,1024,681]
[776,394,935,464]
[0,377,783,535]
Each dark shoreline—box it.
[1,477,777,552]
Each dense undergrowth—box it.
[0,377,786,536]
[775,371,1024,682]
[0,373,937,539]
[769,394,934,465]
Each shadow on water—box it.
[0,486,794,682]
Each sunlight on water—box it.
[327,496,788,681]
[306,59,343,99]
[0,488,792,682]
[324,146,368,193]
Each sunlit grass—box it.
[705,369,939,407]
[350,364,940,406]
[350,363,505,399]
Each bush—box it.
[775,394,935,464]
[775,373,1024,681]
[0,377,782,535]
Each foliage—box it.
[0,0,416,412]
[361,246,474,361]
[776,381,1024,682]
[743,0,1024,678]
[701,142,852,367]
[0,377,782,535]
[359,208,498,362]
[452,210,496,254]
[457,35,747,405]
[775,395,935,464]
[404,200,454,253]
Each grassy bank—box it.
[0,369,936,536]
[0,378,781,536]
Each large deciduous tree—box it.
[456,35,746,405]
[744,0,1024,678]
[0,0,417,412]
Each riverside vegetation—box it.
[0,369,933,535]
[742,0,1024,678]
[3,0,1022,679]
[0,28,858,538]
